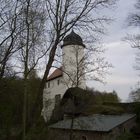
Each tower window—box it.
[48,82,50,88]
[57,79,60,85]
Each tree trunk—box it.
[22,1,30,140]
[22,77,28,140]
[31,39,59,124]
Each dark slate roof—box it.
[47,67,63,81]
[49,114,136,132]
[62,30,85,48]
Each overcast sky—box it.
[87,0,139,102]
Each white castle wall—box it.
[42,44,86,122]
[42,76,67,121]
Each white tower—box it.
[42,30,86,122]
[62,30,86,89]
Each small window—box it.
[123,128,125,132]
[48,82,50,88]
[82,136,87,140]
[57,79,60,85]
[55,94,61,105]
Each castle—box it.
[42,30,86,122]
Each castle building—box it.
[42,30,86,122]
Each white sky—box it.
[87,0,139,102]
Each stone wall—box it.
[110,116,136,139]
[48,129,109,140]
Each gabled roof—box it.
[49,114,136,132]
[47,67,63,81]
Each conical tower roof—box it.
[62,30,85,48]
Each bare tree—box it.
[0,0,47,138]
[125,34,140,72]
[129,82,140,102]
[32,0,117,123]
[0,0,22,79]
[15,0,47,139]
[126,0,140,72]
[59,44,111,88]
[128,0,140,27]
[0,0,117,137]
[59,44,111,140]
[31,0,117,139]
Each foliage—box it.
[129,84,140,123]
[133,102,140,123]
[0,78,24,139]
[87,88,120,104]
[0,77,41,140]
[116,132,136,140]
[51,87,121,123]
[129,87,140,102]
[26,118,49,140]
[0,78,24,126]
[61,87,120,107]
[85,105,124,115]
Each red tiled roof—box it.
[47,67,63,81]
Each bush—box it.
[116,132,136,140]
